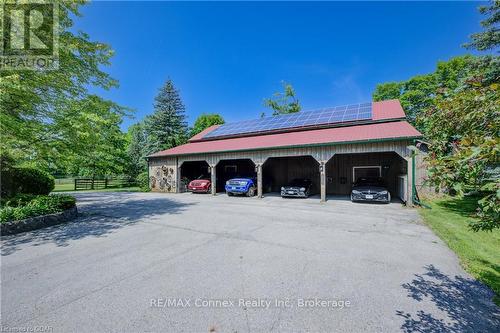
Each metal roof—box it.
[149,120,421,157]
[149,99,419,157]
[186,99,406,143]
[202,102,374,139]
[188,125,222,142]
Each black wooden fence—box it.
[74,179,107,191]
[74,177,135,191]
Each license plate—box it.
[287,191,295,194]
[365,195,374,199]
[230,186,236,190]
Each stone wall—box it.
[1,206,78,236]
[148,157,178,193]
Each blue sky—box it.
[74,1,485,131]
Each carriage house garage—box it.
[147,100,423,205]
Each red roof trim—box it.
[372,99,406,120]
[188,124,221,142]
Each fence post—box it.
[74,178,77,191]
[105,178,108,189]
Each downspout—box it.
[411,140,431,209]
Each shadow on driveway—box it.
[1,194,194,256]
[397,264,500,332]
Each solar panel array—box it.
[203,102,373,139]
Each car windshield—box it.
[196,175,209,180]
[236,176,254,181]
[354,177,385,187]
[289,179,310,187]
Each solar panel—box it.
[203,102,373,139]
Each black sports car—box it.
[350,177,391,203]
[281,178,312,198]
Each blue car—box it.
[225,178,256,196]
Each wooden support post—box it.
[320,161,326,203]
[406,157,414,206]
[210,165,217,195]
[176,167,181,193]
[256,163,263,198]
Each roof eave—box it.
[148,135,423,159]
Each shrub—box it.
[48,194,76,210]
[1,167,55,197]
[12,167,55,195]
[0,194,37,208]
[0,153,16,198]
[0,194,76,223]
[136,171,150,192]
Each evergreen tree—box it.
[144,79,188,154]
[464,0,499,52]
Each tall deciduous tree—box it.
[54,95,128,180]
[421,58,499,231]
[374,55,499,231]
[263,81,301,116]
[0,1,127,175]
[373,56,478,128]
[190,114,225,137]
[371,82,402,102]
[144,79,188,154]
[464,0,499,52]
[125,122,148,180]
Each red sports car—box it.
[187,176,211,193]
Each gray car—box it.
[281,178,312,198]
[351,177,391,203]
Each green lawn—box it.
[53,183,75,192]
[53,184,141,193]
[419,196,500,305]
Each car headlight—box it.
[200,182,207,186]
[225,181,229,185]
[240,181,247,186]
[380,190,388,195]
[352,190,361,194]
[281,187,285,191]
[300,187,306,191]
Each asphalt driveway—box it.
[1,192,498,332]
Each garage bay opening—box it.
[262,156,320,198]
[215,159,256,193]
[180,161,211,193]
[326,152,408,202]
